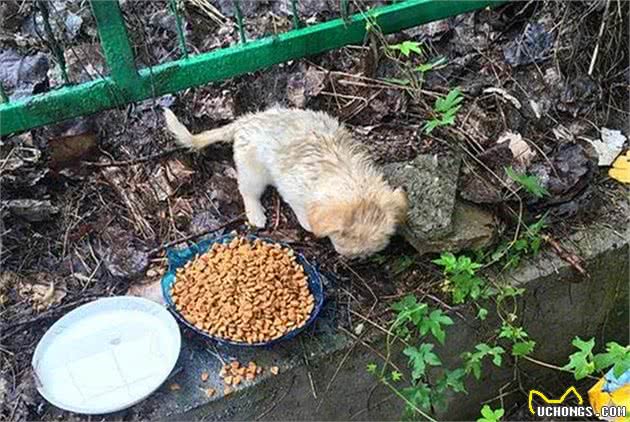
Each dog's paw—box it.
[246,210,267,228]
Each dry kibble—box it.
[172,236,314,343]
[201,372,209,382]
[170,383,181,391]
[270,366,279,375]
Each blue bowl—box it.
[161,233,324,347]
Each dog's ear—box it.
[384,187,409,223]
[307,201,351,237]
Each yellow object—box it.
[609,150,630,184]
[589,372,630,422]
[528,386,583,415]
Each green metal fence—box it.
[0,0,502,137]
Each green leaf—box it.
[402,383,432,411]
[432,252,457,271]
[478,405,505,422]
[477,307,488,320]
[424,309,453,344]
[463,343,505,379]
[593,342,630,377]
[391,370,403,382]
[505,166,549,198]
[491,347,505,366]
[366,363,377,373]
[403,344,442,380]
[498,323,528,341]
[562,337,596,380]
[512,341,536,357]
[388,40,423,57]
[573,336,596,353]
[415,57,447,73]
[444,368,467,393]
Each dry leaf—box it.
[586,128,627,166]
[18,273,66,311]
[496,131,535,166]
[205,388,216,397]
[201,372,209,382]
[169,383,180,391]
[609,150,630,184]
[270,366,279,375]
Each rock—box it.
[401,200,496,254]
[384,154,496,254]
[383,154,460,241]
[4,199,59,221]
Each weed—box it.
[432,252,487,304]
[388,40,423,57]
[477,405,505,422]
[489,215,547,270]
[424,89,463,134]
[563,337,630,379]
[505,166,549,198]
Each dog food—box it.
[220,361,262,386]
[171,237,315,343]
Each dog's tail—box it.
[164,108,236,150]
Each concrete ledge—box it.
[132,221,628,421]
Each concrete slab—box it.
[132,222,628,421]
[383,154,461,239]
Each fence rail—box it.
[0,0,501,137]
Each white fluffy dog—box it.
[164,107,407,258]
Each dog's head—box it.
[307,188,408,258]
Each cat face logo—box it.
[528,386,584,414]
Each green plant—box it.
[432,252,488,304]
[415,56,447,74]
[367,294,467,419]
[462,343,505,379]
[477,405,505,422]
[489,215,547,270]
[498,321,536,357]
[505,166,549,198]
[424,88,463,134]
[388,40,423,57]
[563,337,630,380]
[366,247,625,421]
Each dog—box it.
[164,106,408,258]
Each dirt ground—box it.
[0,0,628,420]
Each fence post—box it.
[90,0,142,100]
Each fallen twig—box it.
[541,234,588,277]
[588,0,611,76]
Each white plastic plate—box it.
[32,297,181,414]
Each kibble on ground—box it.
[171,237,315,343]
